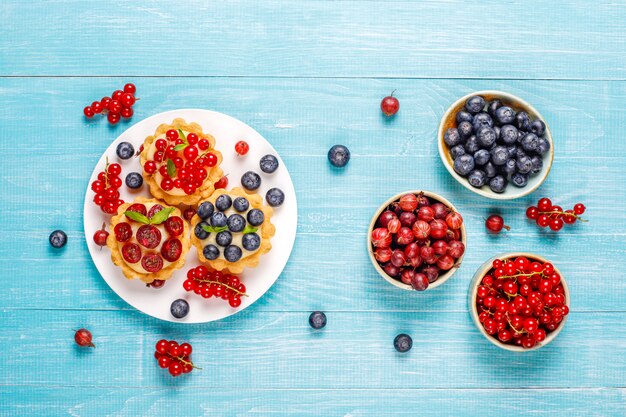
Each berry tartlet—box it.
[107,197,191,283]
[140,118,224,206]
[190,187,275,274]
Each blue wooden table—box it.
[1,1,625,415]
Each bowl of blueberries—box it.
[438,91,553,199]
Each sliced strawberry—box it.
[122,243,142,264]
[141,253,164,272]
[161,238,183,262]
[114,222,132,242]
[147,204,164,219]
[136,225,161,249]
[164,216,184,237]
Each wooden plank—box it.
[2,1,626,79]
[1,310,624,389]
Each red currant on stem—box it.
[380,90,400,116]
[123,83,136,94]
[83,106,94,118]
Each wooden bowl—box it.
[468,252,570,352]
[438,91,554,200]
[367,190,467,291]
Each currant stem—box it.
[194,278,248,297]
[166,353,202,370]
[539,210,588,222]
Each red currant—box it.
[166,129,179,141]
[83,106,94,118]
[537,198,552,212]
[123,83,136,94]
[107,112,121,124]
[183,145,198,161]
[108,99,122,114]
[144,161,157,174]
[235,140,249,156]
[120,107,133,118]
[107,163,122,176]
[100,96,112,108]
[187,133,198,145]
[563,210,577,224]
[168,361,183,376]
[536,214,550,228]
[526,206,539,220]
[120,93,135,107]
[161,178,174,191]
[549,217,564,231]
[573,203,585,215]
[112,90,123,100]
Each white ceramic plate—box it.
[83,109,297,323]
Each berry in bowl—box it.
[368,191,466,291]
[438,91,553,199]
[469,253,570,351]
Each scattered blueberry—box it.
[49,230,67,248]
[210,212,227,228]
[450,145,466,160]
[476,126,496,148]
[215,194,232,211]
[456,110,473,123]
[265,188,285,207]
[500,125,518,145]
[457,121,473,138]
[224,245,243,262]
[514,111,531,131]
[393,334,413,352]
[170,299,189,319]
[444,128,462,147]
[489,175,507,193]
[465,95,485,114]
[233,197,249,212]
[495,106,515,125]
[468,170,487,188]
[473,149,490,166]
[125,172,143,189]
[247,209,265,226]
[197,202,214,220]
[464,135,480,154]
[241,171,261,191]
[203,244,219,260]
[194,222,210,239]
[242,233,261,251]
[259,154,279,173]
[511,172,528,187]
[490,146,509,166]
[327,145,350,168]
[227,214,246,232]
[453,154,475,176]
[309,311,327,329]
[216,231,233,247]
[530,119,546,136]
[472,113,493,132]
[116,141,135,160]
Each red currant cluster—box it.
[476,256,569,349]
[371,193,465,291]
[83,83,137,124]
[154,339,199,377]
[183,266,247,308]
[91,159,124,214]
[526,197,587,231]
[143,129,218,195]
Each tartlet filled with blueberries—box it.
[190,187,275,274]
[438,91,553,199]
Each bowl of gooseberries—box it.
[368,191,466,291]
[469,252,570,351]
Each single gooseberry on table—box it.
[380,91,400,117]
[485,214,509,234]
[74,328,95,348]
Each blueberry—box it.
[241,171,261,191]
[487,99,502,117]
[490,146,509,166]
[476,127,496,148]
[247,209,265,226]
[233,197,249,212]
[493,126,501,140]
[309,311,327,329]
[506,145,518,159]
[210,212,227,228]
[49,230,67,248]
[242,233,261,251]
[464,135,480,154]
[457,121,473,138]
[511,172,528,187]
[203,244,219,260]
[453,154,475,176]
[216,231,233,247]
[444,128,462,147]
[259,154,279,173]
[265,188,285,207]
[516,155,533,174]
[472,113,493,132]
[393,334,412,352]
[489,175,507,193]
[465,95,485,114]
[495,106,516,125]
[224,245,243,262]
[327,145,350,167]
[450,145,466,160]
[215,194,232,211]
[194,222,210,239]
[530,119,546,136]
[502,158,517,176]
[520,133,539,153]
[468,170,487,188]
[474,149,490,166]
[456,110,473,123]
[531,155,543,174]
[536,138,550,155]
[116,141,135,160]
[516,147,528,160]
[170,299,189,319]
[197,202,214,220]
[499,125,518,145]
[227,214,246,232]
[125,172,143,189]
[517,130,525,142]
[483,162,497,178]
[514,111,531,131]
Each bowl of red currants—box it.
[469,253,570,351]
[368,191,466,291]
[438,91,554,200]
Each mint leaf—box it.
[149,207,175,225]
[166,159,176,177]
[177,129,187,142]
[243,225,259,234]
[124,211,150,224]
[201,224,228,233]
[173,143,187,151]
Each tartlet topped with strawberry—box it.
[107,197,190,283]
[140,118,223,206]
